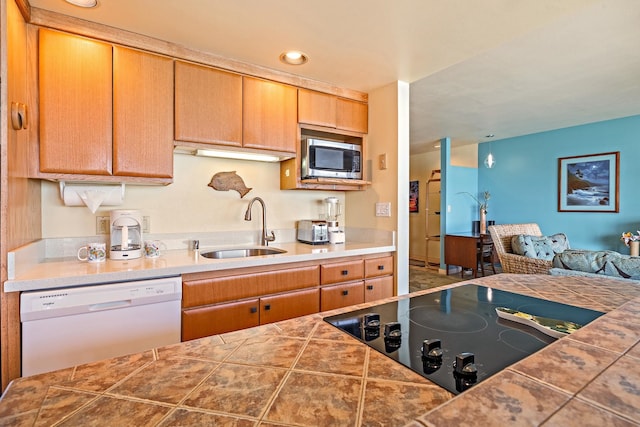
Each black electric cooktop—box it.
[324,284,604,394]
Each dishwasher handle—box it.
[89,300,133,311]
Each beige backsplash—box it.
[40,154,345,238]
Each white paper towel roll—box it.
[60,182,125,213]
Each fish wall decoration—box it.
[207,171,252,198]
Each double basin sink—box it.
[200,247,286,259]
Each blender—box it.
[325,197,345,244]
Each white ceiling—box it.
[29,0,640,153]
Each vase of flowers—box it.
[621,231,640,256]
[460,191,491,233]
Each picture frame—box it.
[558,151,619,212]
[409,180,419,213]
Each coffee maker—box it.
[109,209,142,260]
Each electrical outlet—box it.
[96,216,110,234]
[375,202,391,217]
[143,216,151,233]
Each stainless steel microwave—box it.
[301,138,362,180]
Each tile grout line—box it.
[354,346,371,427]
[254,321,322,424]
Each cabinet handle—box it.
[342,290,349,296]
[377,265,385,270]
[366,285,374,290]
[250,307,257,314]
[10,102,27,131]
[341,270,349,275]
[264,304,271,311]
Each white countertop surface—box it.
[5,229,395,292]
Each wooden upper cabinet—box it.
[174,61,242,146]
[243,76,297,153]
[336,97,368,133]
[113,47,173,178]
[298,89,336,128]
[39,29,113,175]
[298,89,368,134]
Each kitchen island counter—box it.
[1,274,639,426]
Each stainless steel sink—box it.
[200,247,287,259]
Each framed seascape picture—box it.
[409,180,419,213]
[558,151,619,212]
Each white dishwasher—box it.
[20,276,182,377]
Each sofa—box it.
[550,249,640,282]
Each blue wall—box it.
[446,166,478,233]
[477,115,640,251]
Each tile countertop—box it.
[1,274,639,426]
[5,229,395,292]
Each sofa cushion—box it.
[552,249,640,280]
[511,233,570,260]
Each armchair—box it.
[488,223,556,274]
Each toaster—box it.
[297,220,328,244]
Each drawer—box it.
[183,265,319,308]
[320,260,364,285]
[364,276,394,302]
[260,288,320,325]
[320,281,364,311]
[364,256,394,278]
[182,299,259,341]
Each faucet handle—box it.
[265,231,276,244]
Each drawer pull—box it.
[250,307,258,314]
[342,290,349,296]
[366,285,374,290]
[264,304,271,311]
[377,265,385,270]
[341,270,349,275]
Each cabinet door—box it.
[320,281,364,311]
[243,76,297,153]
[182,299,259,341]
[336,98,368,133]
[298,89,336,128]
[260,288,320,325]
[320,260,364,285]
[364,276,394,302]
[174,61,242,146]
[364,256,394,278]
[39,29,112,174]
[113,47,173,178]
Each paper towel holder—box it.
[59,181,126,213]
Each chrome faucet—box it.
[244,197,275,246]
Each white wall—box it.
[41,154,344,238]
[347,81,409,295]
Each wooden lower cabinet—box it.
[182,299,259,341]
[320,281,365,311]
[181,253,394,341]
[365,276,394,302]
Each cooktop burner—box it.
[324,284,604,394]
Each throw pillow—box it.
[511,233,570,260]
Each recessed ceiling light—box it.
[64,0,98,8]
[279,51,308,65]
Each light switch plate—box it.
[378,153,387,170]
[375,202,391,217]
[143,216,151,233]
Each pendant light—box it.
[484,134,495,168]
